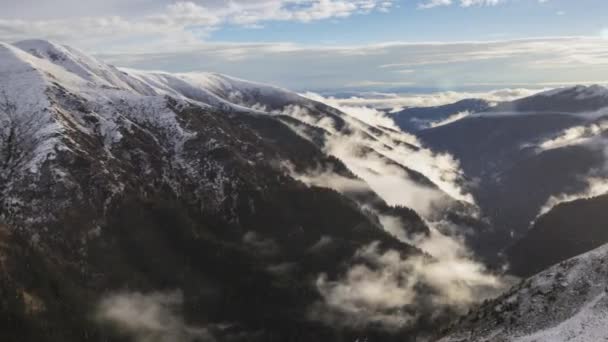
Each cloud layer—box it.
[88,37,608,92]
[275,100,473,216]
[313,232,507,330]
[308,88,542,111]
[531,116,608,218]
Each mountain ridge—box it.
[439,242,608,342]
[0,39,499,342]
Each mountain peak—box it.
[0,40,54,115]
[13,38,63,52]
[13,38,128,87]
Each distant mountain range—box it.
[392,99,491,132]
[404,86,608,269]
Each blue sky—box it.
[1,0,607,91]
[210,0,604,44]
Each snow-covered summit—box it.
[15,39,122,85]
[4,39,312,115]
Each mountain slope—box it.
[416,91,608,258]
[508,193,608,277]
[491,85,608,113]
[392,99,491,132]
[0,39,415,341]
[439,243,608,342]
[0,39,497,342]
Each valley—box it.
[1,39,608,342]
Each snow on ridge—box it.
[194,72,302,101]
[13,39,158,95]
[510,243,608,342]
[121,69,229,109]
[576,84,608,100]
[179,72,306,112]
[14,39,101,83]
[0,40,191,176]
[0,41,64,174]
[0,39,471,210]
[120,68,314,117]
[440,242,608,342]
[0,39,302,151]
[0,41,51,111]
[5,40,316,116]
[537,84,608,100]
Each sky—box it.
[1,0,607,92]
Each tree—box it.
[0,90,47,209]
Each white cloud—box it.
[302,91,400,129]
[289,161,509,330]
[310,88,542,112]
[460,0,503,6]
[419,0,547,9]
[537,120,608,152]
[499,108,608,224]
[313,235,508,330]
[0,0,394,51]
[275,102,474,216]
[430,110,472,128]
[97,291,215,342]
[536,176,608,219]
[288,165,371,193]
[418,0,453,9]
[531,118,608,219]
[274,100,510,330]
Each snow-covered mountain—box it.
[0,39,468,221]
[4,38,607,342]
[0,39,496,342]
[439,242,608,342]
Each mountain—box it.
[438,242,608,342]
[0,39,492,342]
[416,87,608,260]
[507,193,608,277]
[491,85,608,113]
[9,38,607,342]
[392,99,491,132]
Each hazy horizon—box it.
[1,0,608,91]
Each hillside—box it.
[439,243,608,341]
[0,39,498,342]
